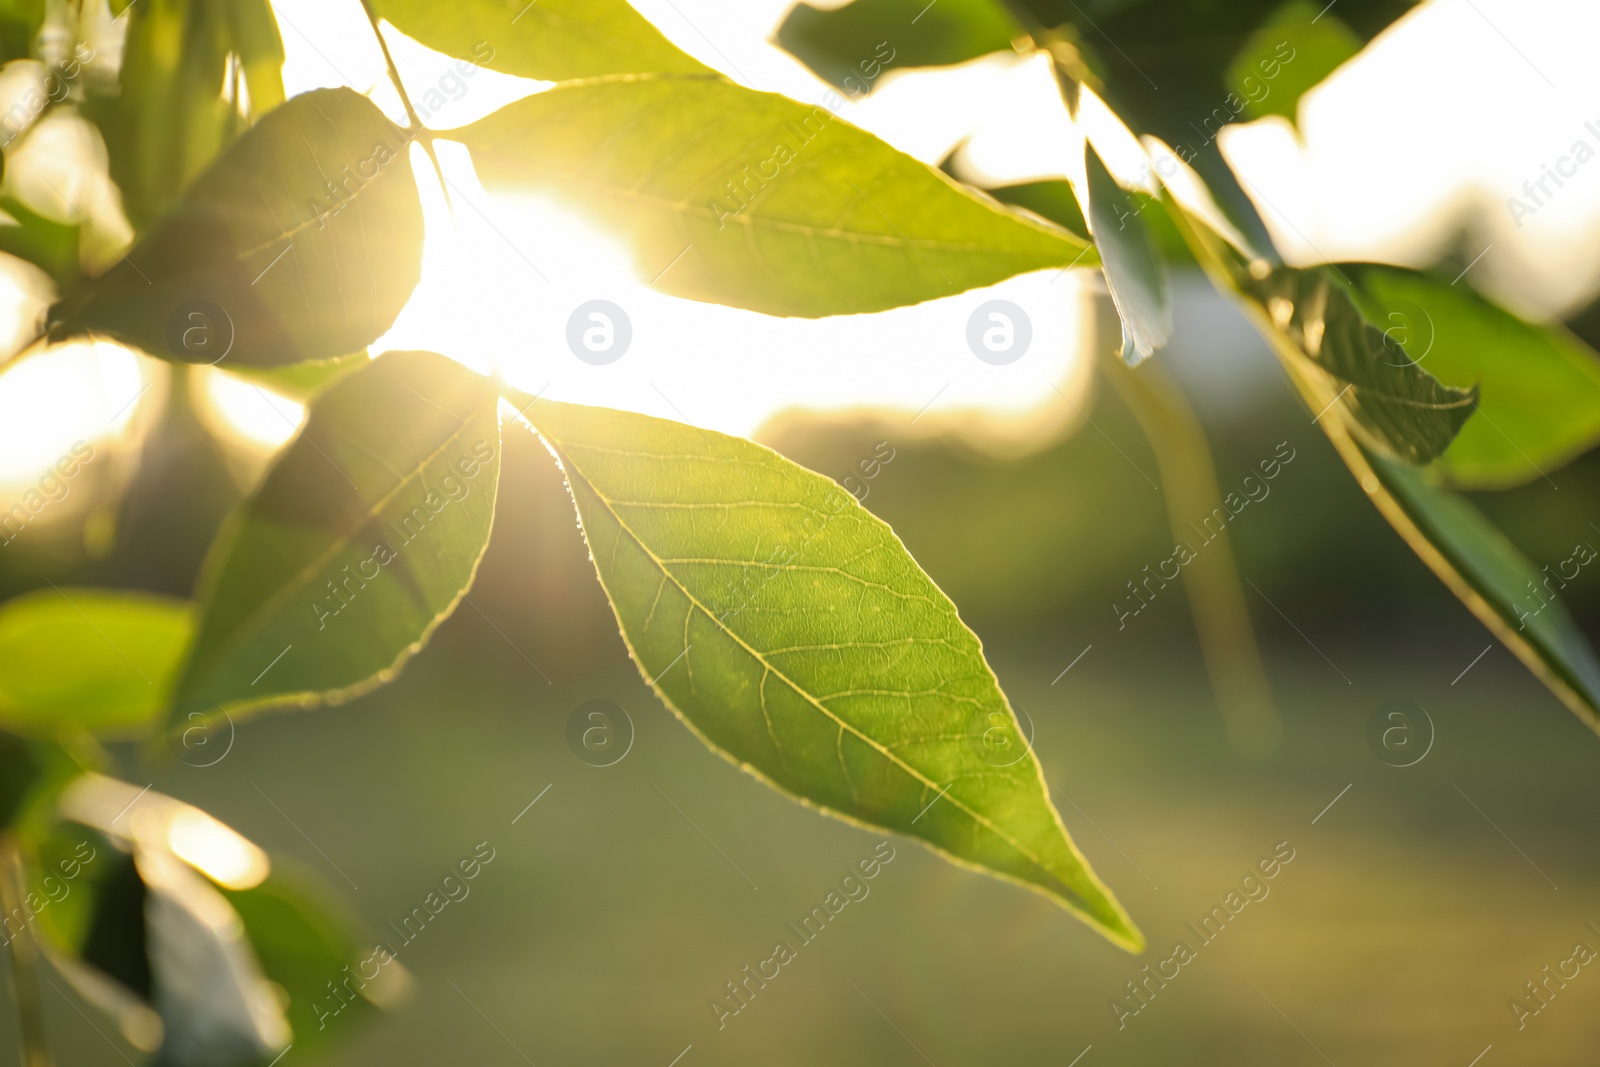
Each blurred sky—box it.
[3,0,1600,485]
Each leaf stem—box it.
[0,835,54,1067]
[356,0,447,195]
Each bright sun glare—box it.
[0,0,1595,495]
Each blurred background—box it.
[5,0,1600,1064]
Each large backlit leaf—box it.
[1346,263,1600,487]
[512,393,1141,949]
[174,351,501,717]
[371,0,710,82]
[1249,265,1477,464]
[1084,145,1171,364]
[52,88,423,368]
[457,75,1097,317]
[0,588,193,739]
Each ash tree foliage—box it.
[0,0,1596,1063]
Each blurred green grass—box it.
[16,423,1600,1066]
[9,287,1600,1064]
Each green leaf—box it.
[775,0,1412,148]
[1248,265,1478,464]
[512,393,1141,950]
[223,861,399,1051]
[1161,192,1600,733]
[175,351,501,718]
[96,0,242,224]
[1084,145,1171,364]
[0,196,79,289]
[1345,264,1600,488]
[1361,445,1600,728]
[1224,0,1362,124]
[456,75,1097,317]
[0,0,42,63]
[222,350,372,403]
[775,0,1016,92]
[54,88,423,368]
[224,0,287,117]
[967,173,1197,267]
[370,0,710,82]
[978,179,1088,241]
[20,821,110,950]
[0,588,193,739]
[0,732,43,829]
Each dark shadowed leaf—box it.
[0,588,193,739]
[370,0,710,82]
[175,351,501,718]
[53,88,423,368]
[0,0,42,63]
[222,351,372,403]
[457,75,1097,317]
[1249,265,1477,464]
[1084,145,1170,364]
[224,860,402,1053]
[510,392,1141,949]
[978,179,1088,240]
[1224,0,1363,124]
[774,0,1410,138]
[775,0,1016,91]
[1346,263,1600,487]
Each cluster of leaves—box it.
[0,0,1598,1063]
